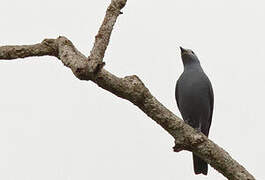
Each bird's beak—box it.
[180,46,186,54]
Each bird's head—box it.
[180,46,200,66]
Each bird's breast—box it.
[176,70,211,117]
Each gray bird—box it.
[175,47,214,175]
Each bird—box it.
[175,47,214,175]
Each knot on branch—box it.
[111,0,127,10]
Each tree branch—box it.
[0,39,58,60]
[0,0,255,180]
[89,0,127,62]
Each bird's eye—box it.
[191,51,194,54]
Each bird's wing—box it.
[204,75,214,136]
[208,82,214,124]
[175,79,180,109]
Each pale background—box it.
[0,0,264,179]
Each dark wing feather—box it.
[203,76,214,137]
[175,79,180,109]
[208,82,214,130]
[209,83,214,123]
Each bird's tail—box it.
[192,153,208,175]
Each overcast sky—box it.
[0,0,264,179]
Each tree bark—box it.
[0,0,255,179]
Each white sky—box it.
[0,0,264,179]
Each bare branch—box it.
[0,39,58,60]
[0,0,255,180]
[89,0,127,62]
